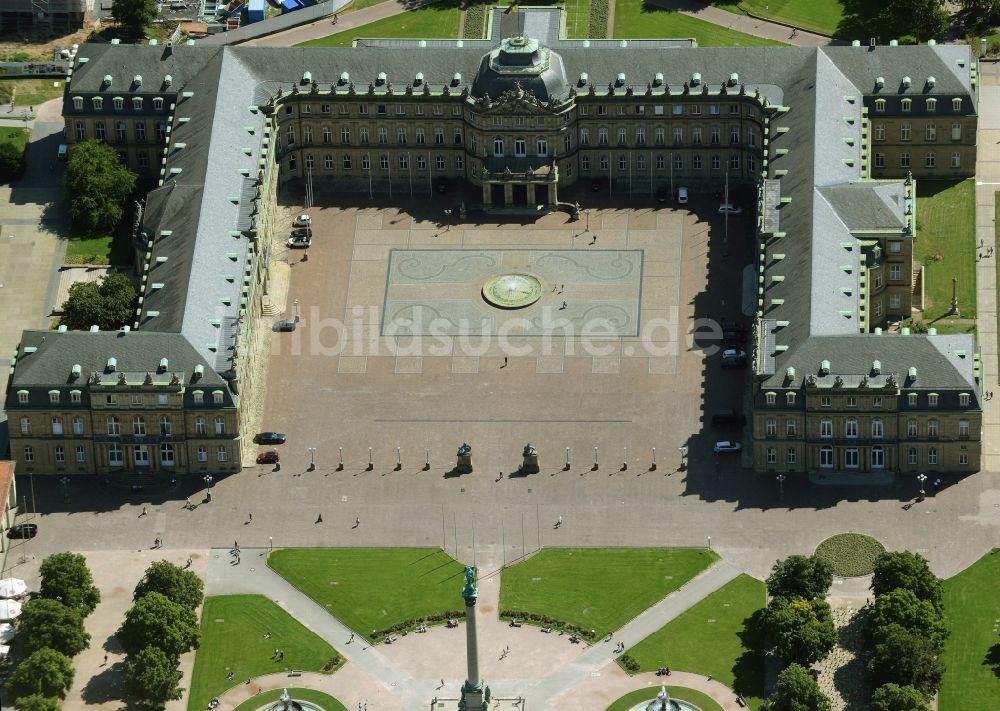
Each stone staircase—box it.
[261,295,282,316]
[911,265,924,311]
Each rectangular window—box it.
[908,448,918,465]
[20,418,31,435]
[928,448,938,465]
[415,128,425,145]
[198,447,208,463]
[786,448,796,464]
[134,445,149,467]
[24,446,34,463]
[951,123,961,140]
[730,126,739,144]
[925,152,936,168]
[765,419,777,437]
[692,155,702,170]
[635,128,645,147]
[871,447,884,469]
[926,124,936,141]
[900,123,911,141]
[76,446,86,463]
[845,448,859,468]
[325,154,333,170]
[217,446,228,462]
[874,153,885,168]
[55,446,65,463]
[908,419,917,437]
[900,152,910,168]
[672,127,683,146]
[711,155,721,170]
[598,129,608,146]
[889,264,901,280]
[655,127,665,145]
[786,420,797,436]
[820,447,833,468]
[821,396,831,408]
[766,448,776,464]
[959,420,970,438]
[928,419,939,437]
[845,420,858,439]
[710,127,720,145]
[951,152,961,168]
[874,124,885,141]
[847,397,857,408]
[692,128,702,145]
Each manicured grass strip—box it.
[814,533,885,577]
[188,595,342,711]
[297,4,461,46]
[938,549,1000,711]
[64,234,134,266]
[233,688,348,711]
[345,0,392,11]
[996,191,999,383]
[0,126,29,148]
[499,548,717,639]
[714,0,843,37]
[268,548,466,640]
[914,179,977,320]
[624,574,767,710]
[613,3,785,46]
[0,78,65,107]
[607,686,725,711]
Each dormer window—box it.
[952,97,962,111]
[49,390,60,404]
[92,97,103,110]
[928,393,939,407]
[133,97,143,110]
[901,98,912,112]
[786,392,796,405]
[71,390,82,403]
[212,390,224,404]
[765,392,776,405]
[153,97,164,111]
[926,98,936,112]
[908,393,918,406]
[17,390,29,404]
[959,393,970,406]
[72,96,83,110]
[193,390,204,404]
[113,97,123,110]
[874,98,886,112]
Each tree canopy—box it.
[111,0,159,41]
[764,597,838,666]
[866,588,948,652]
[762,663,832,711]
[16,598,90,658]
[133,560,204,610]
[766,555,834,601]
[124,645,184,710]
[867,625,943,696]
[11,695,62,711]
[63,139,137,233]
[872,683,932,711]
[0,138,26,180]
[59,272,138,332]
[118,592,200,661]
[38,552,101,617]
[871,551,943,609]
[6,648,75,701]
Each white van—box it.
[677,186,689,204]
[57,144,68,160]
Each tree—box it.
[880,0,948,41]
[867,589,948,652]
[0,139,26,179]
[59,272,138,332]
[6,648,75,700]
[124,645,184,710]
[133,560,204,610]
[118,592,200,661]
[872,683,932,711]
[12,695,62,711]
[764,597,837,666]
[111,0,159,40]
[16,598,91,658]
[871,551,943,609]
[766,555,834,601]
[38,552,101,617]
[762,663,831,711]
[63,139,136,232]
[867,625,943,696]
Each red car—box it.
[257,450,280,464]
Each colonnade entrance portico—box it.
[480,163,559,210]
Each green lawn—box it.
[614,2,785,46]
[997,191,1000,378]
[913,179,977,321]
[714,0,843,36]
[297,3,462,46]
[268,548,466,639]
[499,548,718,638]
[607,686,724,711]
[0,126,29,149]
[188,595,342,711]
[233,688,348,711]
[344,0,393,10]
[939,549,1000,711]
[64,233,134,266]
[624,574,767,710]
[0,78,65,108]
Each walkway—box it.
[646,0,837,47]
[246,0,416,47]
[207,551,745,708]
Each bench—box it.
[509,618,522,627]
[287,670,302,677]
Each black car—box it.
[275,320,296,332]
[255,432,287,445]
[7,523,37,539]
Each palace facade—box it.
[3,8,983,479]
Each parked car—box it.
[711,409,746,427]
[256,450,280,464]
[293,214,311,227]
[57,144,68,160]
[722,349,748,368]
[718,203,743,215]
[713,440,742,454]
[288,234,311,248]
[255,432,287,445]
[275,320,296,332]
[290,227,312,240]
[677,186,689,204]
[7,523,38,539]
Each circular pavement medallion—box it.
[482,273,543,309]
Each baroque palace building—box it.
[3,8,982,479]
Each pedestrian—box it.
[441,679,445,688]
[990,247,995,258]
[234,540,239,550]
[560,300,567,309]
[316,513,323,523]
[557,515,562,527]
[349,632,355,643]
[236,554,240,564]
[140,506,147,517]
[279,650,284,660]
[103,653,108,665]
[186,558,192,568]
[503,356,508,367]
[185,497,191,509]
[355,516,360,527]
[248,512,253,523]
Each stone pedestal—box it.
[521,453,539,474]
[456,453,473,474]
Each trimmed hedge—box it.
[463,2,487,39]
[371,610,465,640]
[619,653,641,673]
[499,609,599,642]
[588,0,608,39]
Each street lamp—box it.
[917,473,927,498]
[308,447,316,471]
[776,473,786,500]
[203,474,214,502]
[337,447,344,471]
[585,209,591,232]
[59,476,70,502]
[650,447,657,471]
